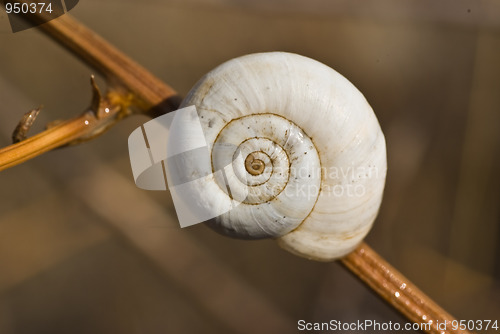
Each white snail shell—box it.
[179,52,387,261]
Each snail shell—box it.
[178,52,386,261]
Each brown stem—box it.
[1,112,100,170]
[37,15,178,109]
[0,15,181,171]
[0,85,129,171]
[341,242,472,334]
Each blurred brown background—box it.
[0,0,499,333]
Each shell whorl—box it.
[180,52,387,261]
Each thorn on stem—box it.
[90,74,104,119]
[12,107,42,143]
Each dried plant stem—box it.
[38,15,178,109]
[0,14,468,333]
[1,111,102,171]
[341,242,471,334]
[0,84,132,171]
[0,15,180,171]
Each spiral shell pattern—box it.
[180,52,387,261]
[210,113,321,238]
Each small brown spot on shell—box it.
[245,153,265,175]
